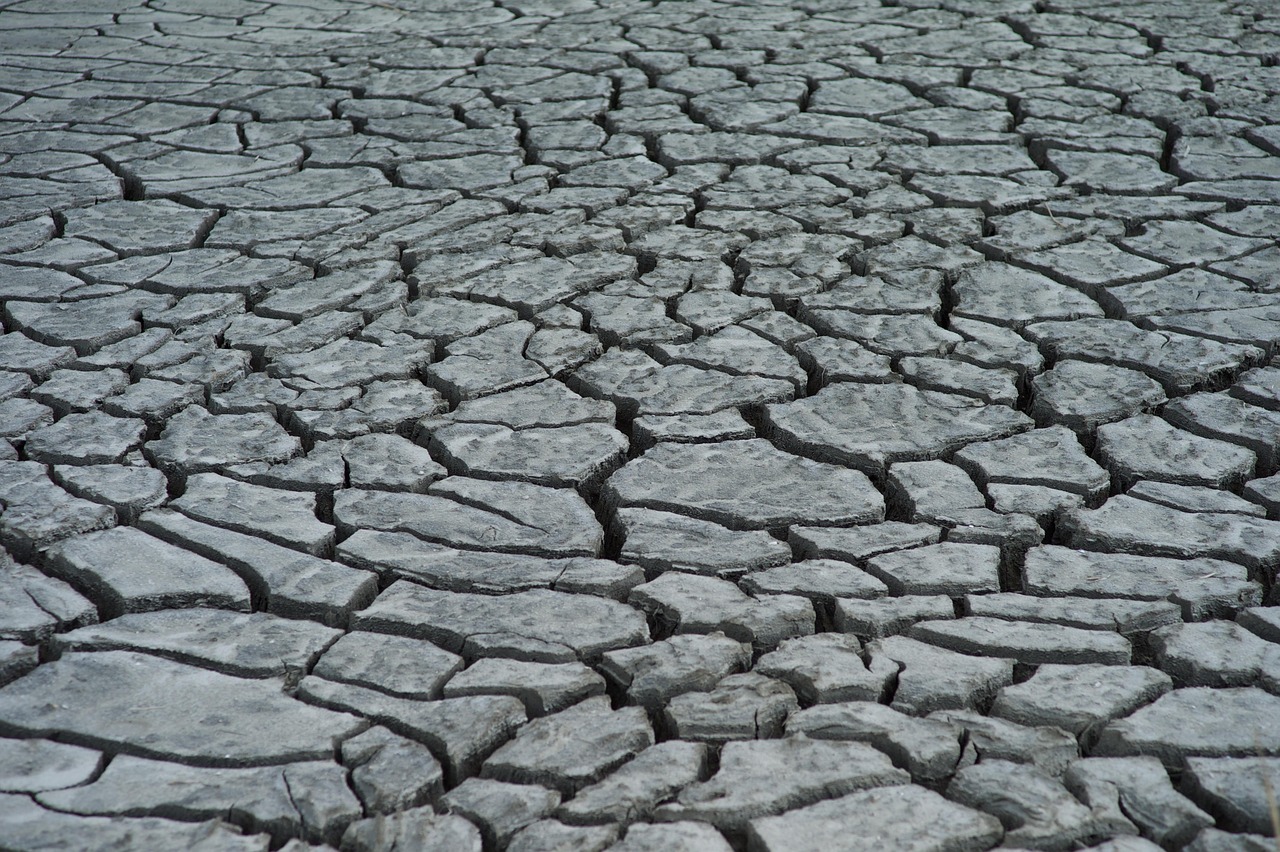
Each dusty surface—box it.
[0,0,1279,849]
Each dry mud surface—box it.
[1,0,1279,850]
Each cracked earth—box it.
[1,0,1279,850]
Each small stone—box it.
[834,596,955,639]
[613,507,791,577]
[885,460,986,524]
[508,820,617,852]
[1060,496,1280,577]
[36,754,360,845]
[0,738,100,793]
[1150,621,1273,687]
[789,522,941,564]
[333,477,604,558]
[1097,414,1257,489]
[741,560,889,603]
[43,526,251,619]
[482,696,653,795]
[787,701,961,783]
[52,464,168,523]
[1023,545,1261,621]
[933,708,1080,776]
[1065,757,1213,848]
[440,778,561,848]
[767,382,1031,477]
[954,425,1110,501]
[341,433,446,492]
[910,616,1132,666]
[172,472,335,557]
[965,593,1181,635]
[599,633,751,710]
[1183,756,1280,836]
[612,821,732,852]
[52,608,339,678]
[653,737,909,833]
[443,658,605,716]
[629,573,814,648]
[948,759,1130,849]
[0,651,362,766]
[664,672,799,742]
[604,438,884,531]
[993,664,1172,737]
[1095,687,1280,766]
[314,630,463,700]
[1030,360,1167,433]
[297,676,525,785]
[340,726,444,814]
[146,406,301,479]
[864,543,1001,596]
[755,633,896,704]
[341,808,482,852]
[868,636,1013,716]
[24,411,145,465]
[747,786,1003,852]
[137,509,377,625]
[557,740,708,827]
[353,582,649,663]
